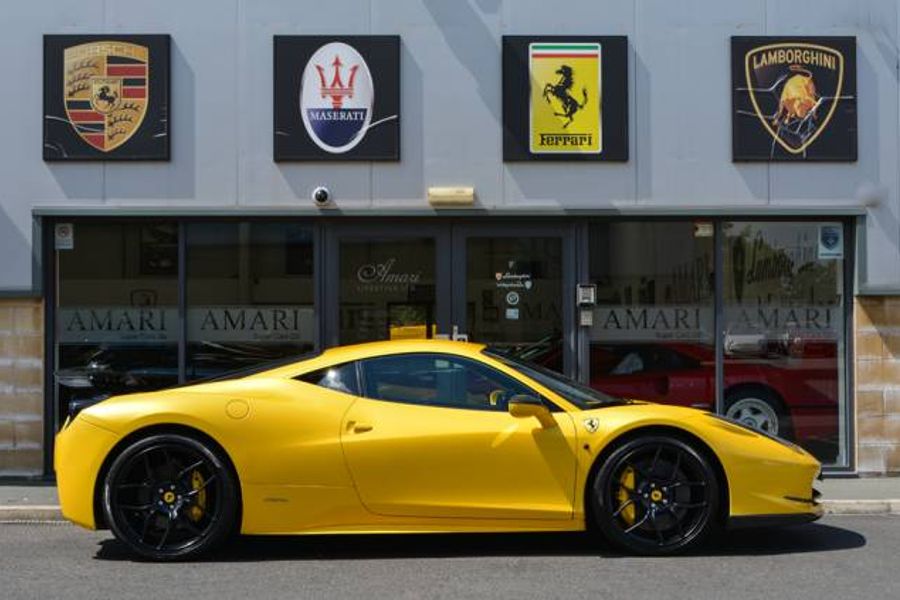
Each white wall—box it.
[1,0,897,289]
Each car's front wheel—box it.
[102,432,238,561]
[590,435,720,555]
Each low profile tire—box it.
[102,433,238,561]
[725,388,792,440]
[590,435,720,556]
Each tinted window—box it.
[297,362,359,396]
[360,353,534,411]
[486,349,620,410]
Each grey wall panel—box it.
[0,0,106,289]
[634,0,769,207]
[102,0,239,205]
[0,0,898,289]
[764,0,900,284]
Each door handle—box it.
[353,423,373,433]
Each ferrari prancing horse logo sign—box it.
[583,418,600,433]
[63,41,149,152]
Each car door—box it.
[340,352,578,520]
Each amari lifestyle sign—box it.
[58,306,314,344]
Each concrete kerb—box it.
[824,499,900,515]
[0,505,64,521]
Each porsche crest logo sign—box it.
[63,41,149,152]
[503,36,628,162]
[732,37,856,161]
[44,35,170,160]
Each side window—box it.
[360,353,535,411]
[296,362,360,396]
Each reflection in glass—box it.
[56,222,179,428]
[467,237,563,372]
[589,222,715,409]
[339,239,436,344]
[186,223,315,378]
[723,222,844,465]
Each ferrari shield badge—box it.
[742,43,844,155]
[529,42,601,154]
[583,418,600,433]
[63,41,149,152]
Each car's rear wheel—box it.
[102,433,238,561]
[590,435,719,555]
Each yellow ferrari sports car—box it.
[55,340,823,561]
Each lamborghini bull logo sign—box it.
[63,41,149,152]
[741,42,845,156]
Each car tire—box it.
[725,388,792,440]
[102,432,238,561]
[589,435,720,556]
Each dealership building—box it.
[1,0,899,478]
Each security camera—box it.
[312,186,331,207]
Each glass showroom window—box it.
[722,222,847,466]
[55,221,179,428]
[338,238,436,344]
[186,222,315,379]
[588,221,716,410]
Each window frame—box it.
[294,360,362,397]
[356,352,556,413]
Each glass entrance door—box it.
[325,224,452,347]
[452,225,572,374]
[325,222,573,376]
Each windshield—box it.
[484,348,622,410]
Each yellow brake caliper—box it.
[616,466,636,526]
[189,470,207,522]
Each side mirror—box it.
[508,394,556,428]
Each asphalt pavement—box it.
[1,515,896,600]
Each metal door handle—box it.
[353,424,373,433]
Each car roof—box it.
[325,339,486,357]
[246,339,488,379]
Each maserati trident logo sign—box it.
[732,37,857,161]
[274,36,400,161]
[300,42,374,154]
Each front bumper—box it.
[727,486,823,529]
[727,511,822,529]
[55,416,120,530]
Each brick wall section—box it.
[855,296,900,474]
[0,299,44,476]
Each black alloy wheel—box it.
[591,435,720,555]
[103,433,238,561]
